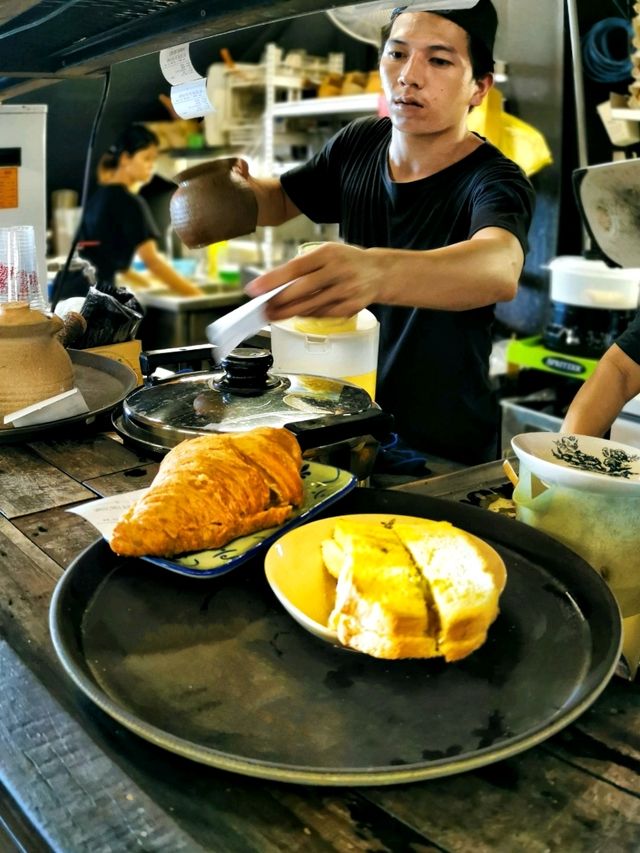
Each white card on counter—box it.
[170,78,214,119]
[3,387,89,427]
[206,283,289,363]
[159,43,201,85]
[68,489,147,542]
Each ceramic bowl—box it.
[511,432,640,494]
[169,157,258,249]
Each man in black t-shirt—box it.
[238,0,535,466]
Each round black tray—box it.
[49,488,622,785]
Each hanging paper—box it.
[159,43,201,85]
[170,78,214,120]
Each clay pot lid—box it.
[0,302,51,327]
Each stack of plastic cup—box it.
[0,225,45,309]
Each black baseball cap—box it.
[432,0,497,58]
[391,0,498,60]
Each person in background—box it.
[235,0,535,468]
[561,313,640,436]
[79,124,202,297]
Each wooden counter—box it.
[0,428,639,852]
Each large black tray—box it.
[49,489,622,786]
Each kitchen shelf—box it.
[611,107,640,121]
[271,93,382,118]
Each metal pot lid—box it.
[120,347,373,445]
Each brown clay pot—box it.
[169,157,259,249]
[0,302,74,427]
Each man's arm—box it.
[561,343,640,437]
[233,163,302,227]
[245,226,523,321]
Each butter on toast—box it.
[327,520,437,659]
[322,516,506,661]
[393,520,506,662]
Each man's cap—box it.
[392,0,498,59]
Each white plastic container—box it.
[547,255,640,309]
[270,309,380,399]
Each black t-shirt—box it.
[281,116,535,464]
[78,184,160,285]
[616,312,640,364]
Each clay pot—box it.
[0,302,74,427]
[169,157,259,249]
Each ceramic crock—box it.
[0,301,74,426]
[169,157,258,249]
[511,432,640,618]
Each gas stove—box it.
[393,458,516,518]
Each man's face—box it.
[380,12,490,137]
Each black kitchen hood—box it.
[0,0,355,101]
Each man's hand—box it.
[245,242,382,321]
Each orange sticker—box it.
[0,167,18,209]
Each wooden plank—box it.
[361,740,640,853]
[0,641,203,853]
[27,433,154,482]
[10,504,100,569]
[0,517,63,678]
[0,782,53,853]
[544,677,640,797]
[0,445,92,519]
[84,462,160,497]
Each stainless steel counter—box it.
[135,287,247,349]
[391,458,511,500]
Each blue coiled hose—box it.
[582,17,633,83]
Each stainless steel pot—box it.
[113,345,394,483]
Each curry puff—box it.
[110,427,303,558]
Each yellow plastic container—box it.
[270,309,379,399]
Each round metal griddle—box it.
[49,489,622,786]
[0,349,137,444]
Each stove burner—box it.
[460,483,516,517]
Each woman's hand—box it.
[244,242,383,321]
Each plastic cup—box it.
[0,225,45,309]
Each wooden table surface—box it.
[0,426,639,853]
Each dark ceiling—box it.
[0,0,359,99]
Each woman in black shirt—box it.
[79,124,201,297]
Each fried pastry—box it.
[110,427,303,558]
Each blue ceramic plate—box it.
[143,461,356,578]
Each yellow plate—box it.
[264,513,506,648]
